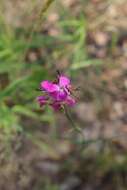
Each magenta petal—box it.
[49,91,58,99]
[57,90,67,101]
[66,96,76,106]
[51,102,61,111]
[50,90,67,101]
[59,75,70,87]
[37,96,47,106]
[41,81,59,92]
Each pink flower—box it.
[37,96,48,107]
[37,74,76,110]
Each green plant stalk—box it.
[63,106,86,152]
[21,0,56,64]
[63,105,82,134]
[31,0,56,33]
[39,0,56,21]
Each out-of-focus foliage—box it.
[0,19,52,135]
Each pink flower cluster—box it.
[37,74,76,110]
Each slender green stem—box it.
[21,0,56,62]
[39,0,56,21]
[63,105,84,138]
[63,106,86,153]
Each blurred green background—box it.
[0,0,127,189]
